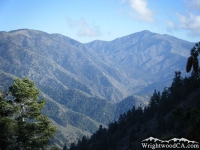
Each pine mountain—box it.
[0,29,194,148]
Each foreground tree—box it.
[0,90,18,150]
[0,77,56,150]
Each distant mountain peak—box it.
[137,30,153,34]
[130,30,156,36]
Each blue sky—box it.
[0,0,200,43]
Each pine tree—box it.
[148,90,160,117]
[0,77,57,150]
[157,87,170,118]
[186,42,200,73]
[169,71,183,103]
[0,90,18,150]
[63,143,68,150]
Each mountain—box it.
[85,30,193,93]
[0,29,131,102]
[68,72,200,150]
[0,29,194,148]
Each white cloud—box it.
[122,0,154,23]
[166,1,200,37]
[67,18,101,37]
[77,19,101,37]
[176,13,200,35]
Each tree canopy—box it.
[0,77,57,150]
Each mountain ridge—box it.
[0,29,194,148]
[0,29,132,102]
[86,30,193,93]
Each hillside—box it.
[69,71,200,150]
[0,29,194,147]
[0,29,136,102]
[86,30,193,93]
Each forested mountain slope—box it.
[69,71,200,150]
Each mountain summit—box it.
[86,30,193,93]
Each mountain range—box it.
[0,29,194,147]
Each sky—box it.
[0,0,200,43]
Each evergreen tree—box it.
[0,77,57,150]
[186,42,200,73]
[169,71,184,103]
[157,87,170,118]
[171,71,182,88]
[79,136,88,150]
[108,121,118,134]
[148,90,160,117]
[63,143,68,150]
[0,90,18,150]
